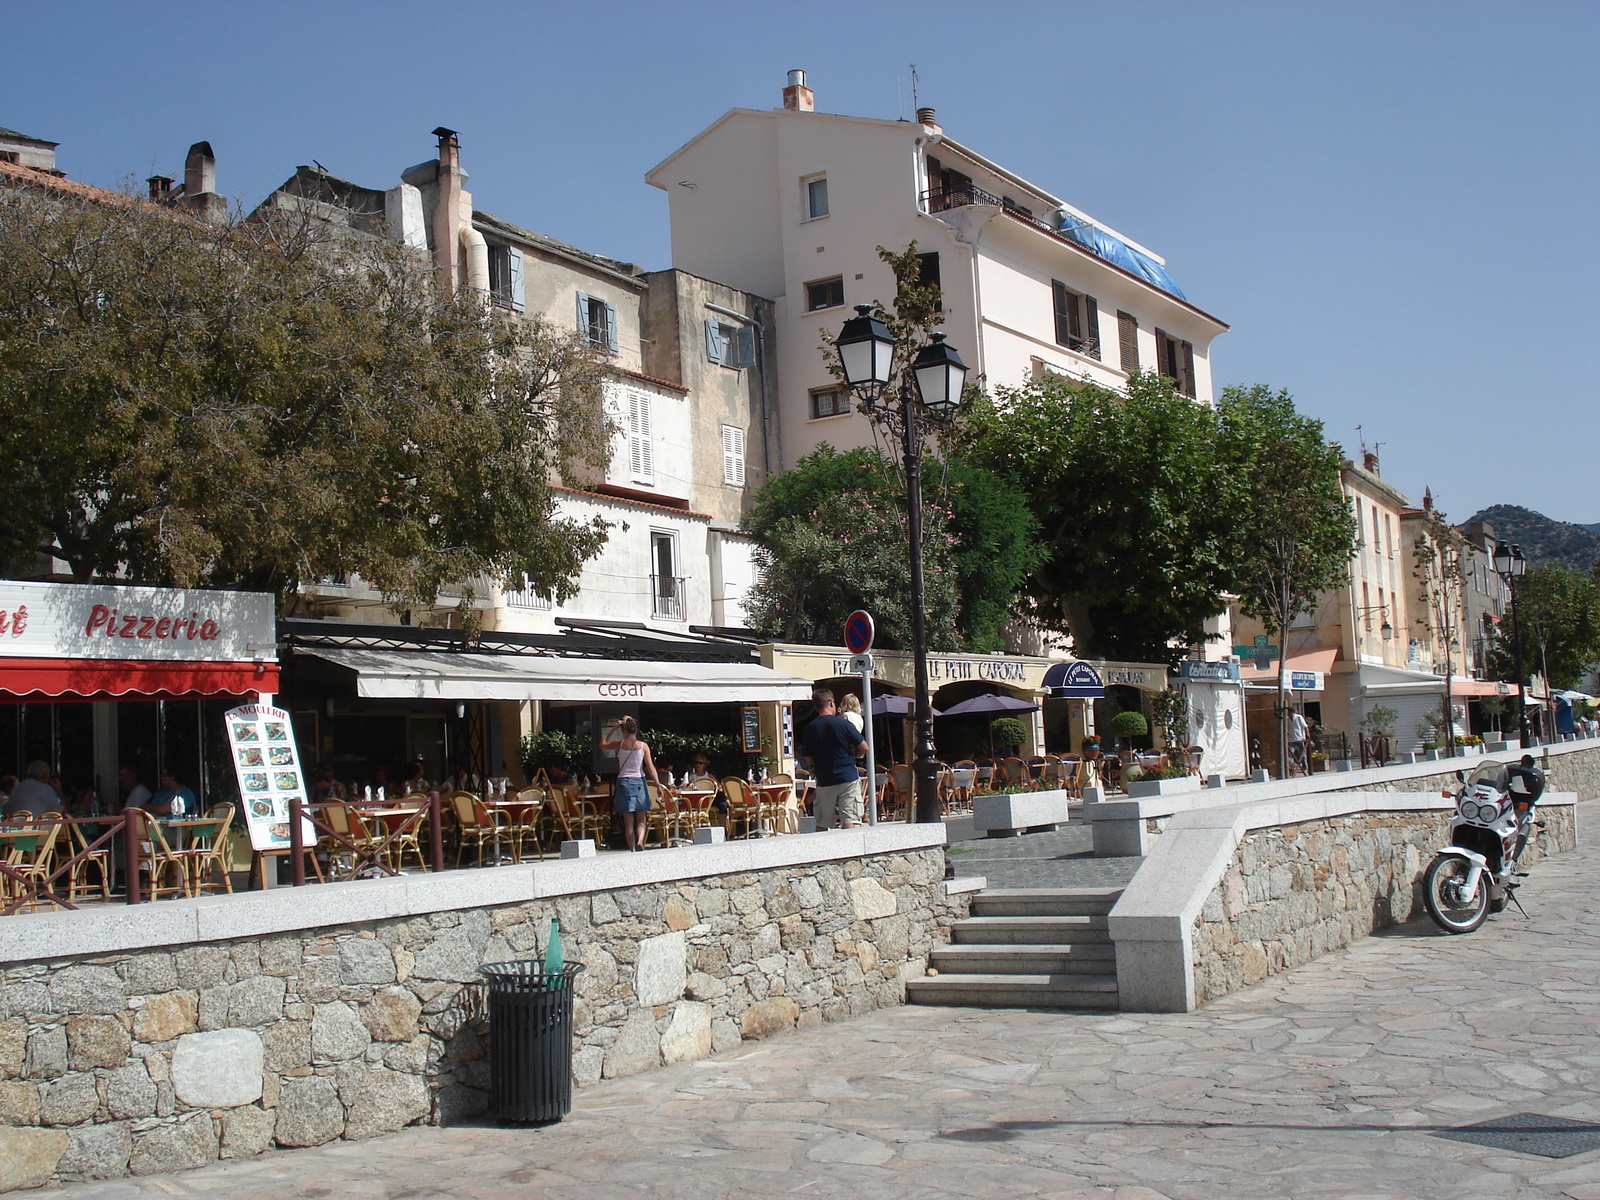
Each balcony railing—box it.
[922,186,1057,237]
[652,575,686,622]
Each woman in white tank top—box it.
[614,717,661,851]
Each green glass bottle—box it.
[542,916,563,978]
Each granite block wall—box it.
[0,847,963,1191]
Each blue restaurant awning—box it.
[1042,661,1104,699]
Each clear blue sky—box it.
[7,1,1597,525]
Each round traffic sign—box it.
[844,610,875,654]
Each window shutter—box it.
[1181,340,1196,397]
[925,155,942,195]
[1052,280,1072,347]
[576,292,590,339]
[604,301,619,354]
[1082,294,1100,359]
[736,325,755,369]
[628,391,653,484]
[1155,328,1172,380]
[1117,311,1139,373]
[722,425,746,485]
[704,319,724,364]
[508,245,524,312]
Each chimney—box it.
[1363,450,1380,475]
[430,127,468,290]
[147,175,174,201]
[1422,486,1433,512]
[184,142,216,196]
[916,106,941,134]
[782,69,814,112]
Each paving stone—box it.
[0,1126,68,1191]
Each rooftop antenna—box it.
[897,74,905,121]
[910,63,920,112]
[1356,424,1366,459]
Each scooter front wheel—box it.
[1423,854,1489,933]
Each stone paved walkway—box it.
[34,807,1600,1200]
[949,820,1144,889]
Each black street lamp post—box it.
[834,306,968,823]
[1492,542,1530,744]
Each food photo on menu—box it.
[265,723,288,741]
[232,722,260,742]
[243,772,269,792]
[274,771,299,791]
[249,798,273,817]
[269,746,294,765]
[238,747,264,767]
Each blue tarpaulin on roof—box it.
[1057,218,1186,300]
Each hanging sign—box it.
[224,703,315,851]
[1181,661,1241,682]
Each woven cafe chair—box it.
[319,802,390,878]
[505,788,546,861]
[447,792,509,866]
[721,777,758,839]
[0,819,63,911]
[125,809,188,900]
[173,803,236,896]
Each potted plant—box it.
[989,717,1029,757]
[1107,710,1148,753]
[1080,734,1102,755]
[1310,751,1329,772]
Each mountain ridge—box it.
[1467,504,1600,572]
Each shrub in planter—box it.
[989,717,1030,755]
[1107,710,1148,749]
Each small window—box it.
[1051,281,1100,360]
[809,387,848,419]
[704,318,755,368]
[806,277,845,311]
[1154,328,1195,397]
[487,243,524,312]
[805,176,829,220]
[721,425,746,486]
[916,252,942,313]
[1116,311,1139,373]
[576,291,618,354]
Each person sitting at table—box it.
[614,718,662,852]
[119,764,154,812]
[399,761,430,795]
[311,764,347,801]
[150,768,196,818]
[4,761,58,818]
[685,754,715,785]
[439,761,477,793]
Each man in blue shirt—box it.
[150,768,197,818]
[799,689,868,830]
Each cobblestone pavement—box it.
[35,806,1600,1200]
[949,819,1144,888]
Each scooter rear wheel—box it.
[1423,854,1489,933]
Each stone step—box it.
[970,887,1123,917]
[930,943,1117,975]
[907,972,1120,1009]
[950,915,1110,945]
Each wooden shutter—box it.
[604,301,619,354]
[628,391,653,484]
[1180,340,1196,397]
[917,252,942,311]
[925,155,942,197]
[576,292,590,341]
[1155,328,1173,380]
[721,425,746,485]
[735,325,756,369]
[508,245,524,312]
[704,319,725,364]
[1082,294,1100,360]
[1052,280,1074,347]
[1117,311,1139,373]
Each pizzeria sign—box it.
[0,580,276,663]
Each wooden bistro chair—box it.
[973,760,998,793]
[1186,745,1205,775]
[646,782,686,846]
[505,788,546,862]
[1058,756,1083,799]
[888,764,914,821]
[948,764,977,810]
[318,802,390,879]
[677,780,717,835]
[173,803,236,896]
[721,777,758,839]
[0,819,63,912]
[125,809,188,901]
[447,792,509,867]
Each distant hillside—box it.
[1468,505,1600,572]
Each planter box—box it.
[1124,775,1202,799]
[972,789,1069,837]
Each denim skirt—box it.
[614,777,650,812]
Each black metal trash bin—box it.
[480,961,585,1123]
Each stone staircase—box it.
[907,887,1121,1010]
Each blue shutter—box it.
[576,292,590,341]
[704,319,724,364]
[508,245,524,313]
[736,325,756,369]
[605,301,618,354]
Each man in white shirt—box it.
[1289,710,1310,775]
[3,762,59,818]
[119,765,154,811]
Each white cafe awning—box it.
[1358,663,1448,696]
[300,647,814,705]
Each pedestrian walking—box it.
[800,689,868,830]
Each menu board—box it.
[225,702,314,851]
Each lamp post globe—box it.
[835,305,895,391]
[910,333,970,415]
[1492,543,1513,575]
[1510,544,1528,577]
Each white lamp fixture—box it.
[834,305,894,390]
[910,333,970,415]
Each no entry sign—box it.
[844,610,875,654]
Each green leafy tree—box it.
[741,445,1037,651]
[1412,507,1468,754]
[0,178,611,612]
[1489,564,1600,690]
[959,369,1243,662]
[1219,385,1358,779]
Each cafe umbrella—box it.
[937,692,1040,756]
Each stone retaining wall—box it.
[0,842,961,1192]
[1189,806,1577,1005]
